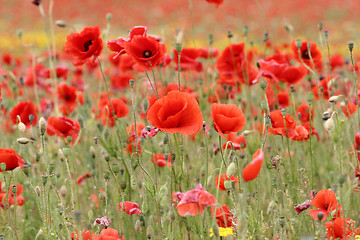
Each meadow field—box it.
[1,0,360,239]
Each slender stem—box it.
[349,49,360,131]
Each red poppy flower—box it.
[46,116,81,143]
[211,204,236,228]
[77,173,92,185]
[0,82,2,100]
[291,39,323,72]
[71,230,100,240]
[175,184,216,216]
[198,47,219,58]
[118,201,142,215]
[111,73,134,90]
[222,133,246,150]
[215,174,239,191]
[309,189,342,221]
[205,0,224,7]
[0,149,25,172]
[0,184,25,208]
[147,91,203,135]
[9,100,38,128]
[57,82,78,106]
[65,26,103,66]
[312,77,331,100]
[242,149,264,182]
[101,99,129,127]
[277,92,289,108]
[325,217,360,240]
[100,228,125,240]
[296,104,313,123]
[268,110,297,138]
[330,53,345,70]
[211,103,246,138]
[173,48,203,72]
[290,125,310,141]
[342,102,357,117]
[151,153,172,167]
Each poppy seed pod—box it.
[39,117,47,136]
[348,41,354,52]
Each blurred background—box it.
[1,0,360,52]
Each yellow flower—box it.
[209,227,234,237]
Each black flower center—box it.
[301,50,310,59]
[84,40,93,52]
[143,50,152,58]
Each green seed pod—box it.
[104,171,110,180]
[120,180,127,190]
[295,39,302,49]
[41,175,48,185]
[62,146,71,157]
[23,164,31,176]
[224,180,233,190]
[0,163,6,172]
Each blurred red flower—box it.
[291,39,323,72]
[175,184,216,216]
[118,201,142,215]
[211,103,246,138]
[242,149,264,182]
[325,217,360,240]
[9,100,38,128]
[309,189,342,221]
[147,91,203,135]
[173,48,203,72]
[101,98,129,127]
[151,153,172,167]
[296,104,313,123]
[0,149,25,172]
[205,0,224,7]
[65,26,103,66]
[0,184,25,208]
[222,133,246,150]
[268,110,297,138]
[46,116,81,143]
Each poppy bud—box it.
[51,175,57,185]
[279,217,286,227]
[55,20,67,28]
[104,155,111,162]
[142,99,149,112]
[323,111,330,120]
[17,121,26,133]
[129,79,135,88]
[243,25,249,36]
[260,101,267,111]
[295,39,302,49]
[35,186,41,196]
[227,29,233,39]
[203,121,207,129]
[260,80,267,90]
[90,146,96,159]
[62,146,71,157]
[224,180,233,190]
[120,180,126,190]
[106,13,112,22]
[318,22,323,31]
[243,130,254,136]
[175,43,182,53]
[324,30,329,38]
[17,138,30,144]
[135,220,142,232]
[324,118,335,132]
[111,164,119,174]
[209,34,213,45]
[104,171,110,180]
[348,41,354,52]
[317,211,324,221]
[29,114,35,124]
[226,162,236,177]
[0,163,6,172]
[337,175,346,185]
[280,108,287,117]
[11,185,17,194]
[23,164,31,176]
[41,174,48,185]
[48,163,55,174]
[211,222,220,237]
[35,154,41,162]
[307,42,311,50]
[77,115,84,128]
[93,137,98,145]
[328,95,340,103]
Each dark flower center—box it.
[83,40,93,52]
[301,50,310,59]
[324,204,328,210]
[143,50,152,58]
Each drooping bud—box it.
[211,222,220,237]
[135,220,142,232]
[17,138,30,145]
[324,118,335,132]
[224,180,233,190]
[328,95,340,103]
[226,162,236,177]
[55,20,67,28]
[348,41,354,52]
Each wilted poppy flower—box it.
[211,204,236,228]
[222,133,246,150]
[9,100,38,128]
[291,39,323,72]
[175,184,216,216]
[65,26,103,66]
[101,98,129,127]
[268,110,297,138]
[118,201,142,215]
[46,116,81,143]
[309,189,342,221]
[151,153,172,167]
[147,91,203,135]
[325,217,360,240]
[242,149,264,182]
[173,48,203,72]
[0,149,25,172]
[211,103,246,138]
[295,200,311,214]
[215,174,239,191]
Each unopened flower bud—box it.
[260,80,267,90]
[0,163,6,172]
[17,138,30,144]
[324,118,335,132]
[60,185,67,197]
[226,162,236,177]
[35,154,41,163]
[106,13,112,22]
[23,164,31,176]
[90,146,96,159]
[50,174,57,185]
[243,130,254,136]
[224,180,233,190]
[11,185,17,194]
[35,186,41,196]
[318,22,323,31]
[337,175,346,185]
[62,146,70,156]
[348,42,354,52]
[17,121,26,133]
[328,95,340,103]
[55,20,67,28]
[104,171,110,180]
[175,43,182,53]
[295,39,302,49]
[16,29,23,39]
[281,108,287,116]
